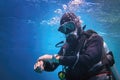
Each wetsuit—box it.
[43,33,111,80]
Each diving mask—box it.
[58,21,76,34]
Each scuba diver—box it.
[34,12,115,80]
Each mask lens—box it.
[58,21,75,34]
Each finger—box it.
[40,65,44,70]
[40,62,44,70]
[34,63,38,69]
[37,61,41,66]
[37,61,43,68]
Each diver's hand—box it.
[34,60,44,73]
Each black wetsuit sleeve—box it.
[59,34,103,69]
[43,61,59,71]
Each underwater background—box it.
[0,0,120,80]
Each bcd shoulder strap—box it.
[72,29,98,68]
[82,29,98,49]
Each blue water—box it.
[0,0,120,80]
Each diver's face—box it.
[58,21,78,44]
